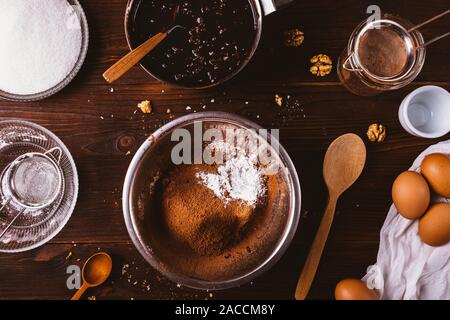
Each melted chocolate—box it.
[128,0,258,87]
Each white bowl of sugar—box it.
[0,0,89,102]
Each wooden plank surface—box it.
[0,0,449,300]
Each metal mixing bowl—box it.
[122,112,301,290]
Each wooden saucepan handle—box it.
[102,32,167,84]
[295,195,338,300]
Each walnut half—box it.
[310,54,333,77]
[284,29,305,47]
[367,123,386,142]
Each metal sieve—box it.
[338,10,449,96]
[0,147,64,239]
[344,10,450,80]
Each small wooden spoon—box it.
[71,252,112,300]
[295,133,366,300]
[102,25,183,84]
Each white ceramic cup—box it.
[399,85,450,138]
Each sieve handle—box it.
[44,147,62,164]
[0,198,11,212]
[0,205,25,240]
[342,53,363,72]
[409,9,450,48]
[420,32,450,48]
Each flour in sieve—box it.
[0,0,82,95]
[12,156,60,207]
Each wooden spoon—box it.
[295,133,366,300]
[102,25,183,84]
[71,252,112,300]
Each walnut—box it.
[138,100,152,114]
[284,28,304,47]
[274,94,283,107]
[310,54,333,77]
[367,124,386,142]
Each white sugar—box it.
[0,0,82,95]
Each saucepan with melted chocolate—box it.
[125,0,292,88]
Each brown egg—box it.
[392,171,430,220]
[421,153,450,198]
[419,203,450,247]
[335,279,379,300]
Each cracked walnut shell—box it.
[284,29,304,47]
[367,124,386,142]
[310,54,333,77]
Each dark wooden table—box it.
[0,0,449,300]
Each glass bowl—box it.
[0,120,79,253]
[0,0,89,102]
[122,112,301,290]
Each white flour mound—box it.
[196,141,266,206]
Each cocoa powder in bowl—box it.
[161,164,258,256]
[133,122,292,283]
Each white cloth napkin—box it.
[363,140,450,300]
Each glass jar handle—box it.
[342,53,363,72]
